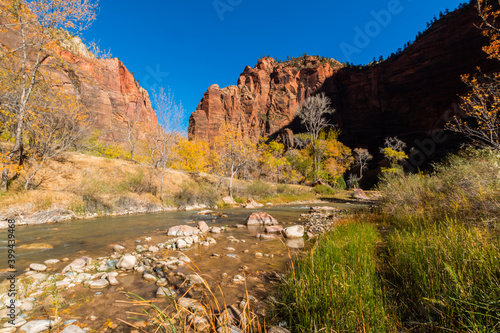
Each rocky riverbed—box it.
[0,206,352,333]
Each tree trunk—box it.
[1,168,8,192]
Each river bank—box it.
[0,204,357,333]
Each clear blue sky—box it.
[82,0,469,130]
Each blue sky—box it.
[82,0,469,130]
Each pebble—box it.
[211,253,220,258]
[29,264,47,272]
[232,275,245,284]
[177,298,204,312]
[187,314,209,331]
[30,273,47,281]
[143,273,157,282]
[254,252,263,257]
[106,274,119,286]
[226,254,238,259]
[217,326,241,333]
[225,247,236,252]
[210,227,222,234]
[186,274,205,285]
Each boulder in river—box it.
[283,225,305,239]
[167,225,200,237]
[245,212,278,226]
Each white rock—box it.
[210,227,222,234]
[176,239,189,249]
[177,298,204,312]
[167,225,200,237]
[43,259,60,266]
[62,257,90,273]
[187,314,209,331]
[186,274,205,285]
[106,275,119,286]
[156,287,175,298]
[0,328,17,333]
[283,225,305,238]
[89,279,109,289]
[143,273,156,282]
[197,221,210,233]
[20,319,57,333]
[20,300,34,311]
[148,246,160,253]
[116,255,137,270]
[245,212,278,226]
[61,325,85,333]
[29,264,47,272]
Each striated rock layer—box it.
[189,4,500,164]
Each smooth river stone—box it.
[89,279,109,289]
[156,287,175,298]
[116,255,137,270]
[20,320,56,333]
[29,264,47,272]
[43,259,60,266]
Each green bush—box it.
[313,184,336,195]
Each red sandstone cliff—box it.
[188,3,500,161]
[0,11,158,141]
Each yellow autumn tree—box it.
[258,139,289,183]
[447,0,500,149]
[317,129,353,181]
[173,138,212,173]
[0,0,98,191]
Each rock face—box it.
[188,4,500,162]
[0,8,158,141]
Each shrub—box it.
[117,171,157,196]
[173,181,219,209]
[313,184,336,195]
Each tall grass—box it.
[387,221,500,332]
[278,223,396,333]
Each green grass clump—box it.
[278,222,396,333]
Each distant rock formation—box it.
[188,3,500,164]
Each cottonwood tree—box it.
[446,0,500,150]
[297,93,335,180]
[353,148,373,181]
[0,0,98,191]
[149,87,183,201]
[23,83,91,189]
[113,101,143,162]
[380,137,408,173]
[213,123,257,198]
